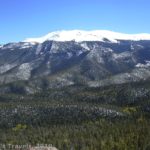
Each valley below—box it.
[0,82,150,150]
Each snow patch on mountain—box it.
[113,52,131,60]
[136,61,150,68]
[35,44,42,55]
[24,30,150,43]
[0,64,17,74]
[80,42,90,51]
[17,63,32,80]
[19,43,34,49]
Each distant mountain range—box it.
[1,30,150,94]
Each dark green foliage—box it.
[0,81,150,149]
[0,118,150,150]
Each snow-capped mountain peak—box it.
[24,30,150,43]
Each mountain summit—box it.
[1,30,150,94]
[24,30,150,43]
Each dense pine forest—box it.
[0,80,150,149]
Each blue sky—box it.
[0,0,150,44]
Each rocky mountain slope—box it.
[1,30,150,93]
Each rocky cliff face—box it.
[0,39,150,93]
